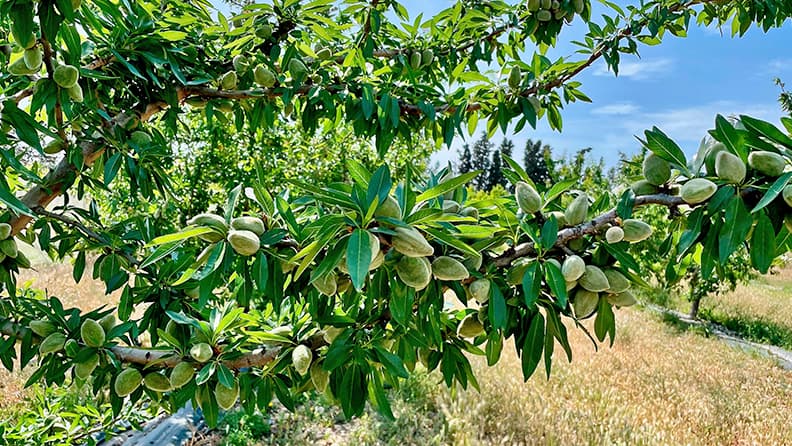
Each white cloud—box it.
[757,58,792,78]
[594,58,674,80]
[591,103,640,115]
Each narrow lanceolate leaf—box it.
[489,285,507,330]
[415,171,480,203]
[522,262,542,307]
[719,196,751,263]
[544,262,568,308]
[147,226,215,246]
[750,213,776,274]
[366,165,392,209]
[752,172,792,213]
[346,229,372,291]
[521,312,545,381]
[541,218,558,250]
[0,180,34,217]
[643,127,689,175]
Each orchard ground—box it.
[3,259,792,445]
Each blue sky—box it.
[215,1,792,168]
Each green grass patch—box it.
[698,307,792,350]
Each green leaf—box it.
[544,262,568,308]
[616,188,635,219]
[740,115,792,149]
[0,180,34,217]
[485,331,503,366]
[594,298,615,346]
[713,114,747,161]
[422,227,479,257]
[521,312,544,381]
[346,229,372,291]
[372,346,408,379]
[366,165,391,209]
[540,218,558,250]
[147,227,215,246]
[750,213,775,274]
[719,196,751,263]
[488,285,507,330]
[140,241,183,269]
[416,171,480,203]
[643,127,689,175]
[521,262,542,307]
[752,172,792,213]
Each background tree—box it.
[471,133,494,190]
[522,139,552,187]
[0,0,791,441]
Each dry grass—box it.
[434,308,792,446]
[697,272,792,335]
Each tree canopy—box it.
[1,0,792,436]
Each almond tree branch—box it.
[493,193,687,267]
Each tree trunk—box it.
[689,296,702,319]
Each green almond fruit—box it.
[642,153,671,186]
[0,223,11,240]
[39,333,67,356]
[219,71,238,90]
[129,131,152,146]
[310,362,330,393]
[253,64,276,87]
[98,314,116,334]
[462,254,483,271]
[67,84,83,103]
[704,142,727,176]
[409,51,421,70]
[255,24,273,39]
[603,269,630,294]
[80,319,106,348]
[508,66,522,89]
[748,151,786,177]
[322,326,343,344]
[144,372,172,392]
[8,57,36,76]
[431,256,469,281]
[227,230,260,256]
[232,55,249,73]
[374,195,402,219]
[573,0,585,14]
[515,181,542,214]
[442,200,460,214]
[53,65,80,88]
[312,270,337,296]
[460,206,479,220]
[421,48,434,66]
[170,362,195,389]
[315,47,332,61]
[292,345,312,376]
[622,219,653,243]
[607,290,637,307]
[215,380,239,410]
[392,226,434,257]
[190,342,213,363]
[457,313,484,338]
[230,216,266,235]
[578,265,610,292]
[30,319,56,337]
[74,353,100,380]
[680,178,717,204]
[114,368,142,397]
[0,239,18,258]
[537,9,553,21]
[528,0,541,11]
[396,256,432,290]
[631,179,659,196]
[783,185,792,208]
[469,278,491,303]
[561,255,586,282]
[547,211,566,227]
[64,339,80,358]
[715,151,746,184]
[573,289,599,319]
[23,47,42,70]
[564,193,589,226]
[288,58,307,78]
[605,226,624,244]
[541,0,552,8]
